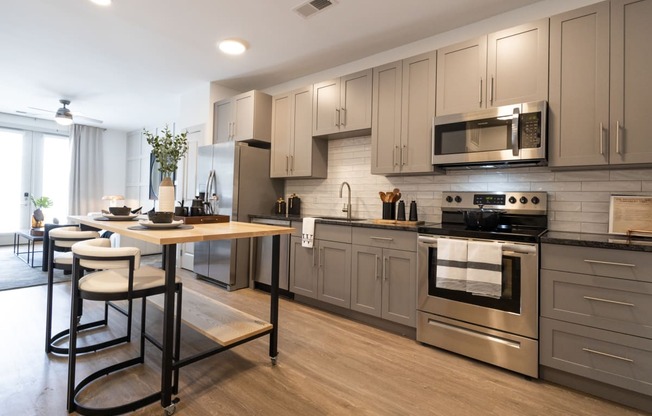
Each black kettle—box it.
[190,196,205,216]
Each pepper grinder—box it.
[396,200,406,221]
[409,200,418,221]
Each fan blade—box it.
[27,106,55,114]
[71,112,103,124]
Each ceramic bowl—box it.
[109,206,132,215]
[148,211,174,223]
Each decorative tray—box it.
[174,215,230,224]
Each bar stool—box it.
[67,238,183,415]
[45,226,131,355]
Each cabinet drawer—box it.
[541,270,652,339]
[542,243,652,282]
[315,224,351,243]
[540,317,652,396]
[352,228,416,251]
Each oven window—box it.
[426,246,521,313]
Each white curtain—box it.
[68,124,104,215]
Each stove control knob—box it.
[445,196,453,203]
[454,195,462,203]
[520,196,529,204]
[508,196,517,204]
[531,196,540,205]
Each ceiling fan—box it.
[25,99,104,125]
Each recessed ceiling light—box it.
[218,39,248,55]
[90,0,112,6]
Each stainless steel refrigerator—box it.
[194,141,282,290]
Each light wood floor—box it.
[0,266,647,416]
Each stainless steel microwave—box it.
[432,101,547,167]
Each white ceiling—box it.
[0,0,544,132]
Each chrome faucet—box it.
[339,181,352,220]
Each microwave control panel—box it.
[520,112,541,148]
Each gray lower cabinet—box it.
[540,243,652,397]
[289,224,352,308]
[351,228,417,327]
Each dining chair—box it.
[67,238,182,415]
[45,226,134,355]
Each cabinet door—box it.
[270,93,291,177]
[610,0,652,165]
[351,245,383,317]
[290,236,317,298]
[382,249,416,327]
[436,37,487,116]
[340,69,372,132]
[317,240,351,308]
[488,19,549,107]
[312,78,340,136]
[401,51,436,174]
[290,86,318,177]
[214,99,233,143]
[549,2,610,167]
[371,61,402,174]
[233,92,254,141]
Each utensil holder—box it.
[382,202,396,220]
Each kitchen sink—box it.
[316,216,367,222]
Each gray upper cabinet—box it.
[213,90,272,143]
[550,0,652,168]
[436,19,549,116]
[610,0,652,165]
[270,87,327,178]
[312,69,372,137]
[371,51,436,175]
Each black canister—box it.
[288,193,301,216]
[274,198,286,216]
[409,200,418,221]
[382,202,396,220]
[396,200,406,221]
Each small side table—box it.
[13,229,44,268]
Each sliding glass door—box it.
[0,128,69,246]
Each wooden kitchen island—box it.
[68,216,294,415]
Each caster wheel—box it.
[271,355,278,366]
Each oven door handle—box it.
[418,236,537,254]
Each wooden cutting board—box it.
[371,219,424,226]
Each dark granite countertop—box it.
[249,214,425,232]
[541,231,652,252]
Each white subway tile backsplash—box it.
[284,136,652,231]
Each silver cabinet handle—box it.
[616,121,622,154]
[599,123,604,156]
[490,76,494,105]
[375,255,380,279]
[479,77,483,106]
[584,259,635,268]
[286,155,289,173]
[232,121,236,139]
[341,107,346,126]
[402,145,407,166]
[582,348,633,363]
[383,256,388,281]
[583,296,635,307]
[290,155,294,173]
[312,245,316,267]
[335,108,340,127]
[394,145,399,167]
[370,236,394,241]
[319,247,323,268]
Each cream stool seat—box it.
[67,238,183,415]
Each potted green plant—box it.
[30,195,53,228]
[143,125,189,213]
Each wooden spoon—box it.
[393,192,402,202]
[385,192,394,203]
[379,191,386,202]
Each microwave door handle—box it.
[511,107,520,157]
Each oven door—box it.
[417,235,538,339]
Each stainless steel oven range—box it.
[417,191,548,378]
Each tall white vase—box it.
[158,177,175,212]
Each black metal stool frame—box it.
[66,251,182,415]
[45,234,132,355]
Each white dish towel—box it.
[301,217,317,248]
[466,240,503,298]
[435,238,468,291]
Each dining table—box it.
[69,215,294,414]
